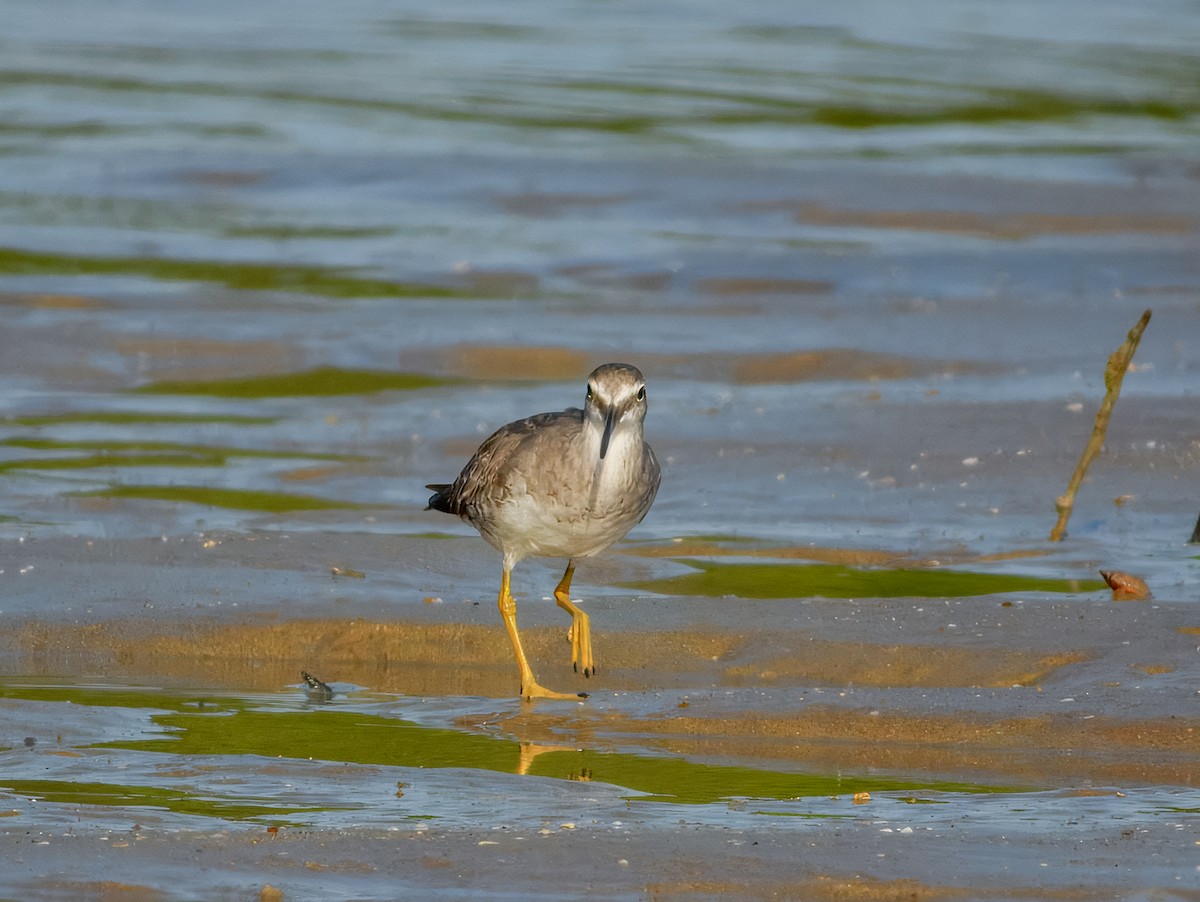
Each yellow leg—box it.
[554,563,594,677]
[497,568,585,701]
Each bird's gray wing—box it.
[427,409,583,516]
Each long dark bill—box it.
[599,406,615,459]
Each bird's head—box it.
[584,363,649,460]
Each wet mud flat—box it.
[2,290,1198,898]
[1,533,1197,900]
[1,1,1199,895]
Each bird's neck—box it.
[584,424,643,513]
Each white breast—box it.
[479,425,651,564]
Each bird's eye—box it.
[636,386,646,402]
[586,385,594,401]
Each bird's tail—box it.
[424,483,456,513]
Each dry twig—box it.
[1049,309,1151,542]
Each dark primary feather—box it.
[424,483,455,513]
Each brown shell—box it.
[1099,570,1151,601]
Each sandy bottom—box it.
[1,534,1197,901]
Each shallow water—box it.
[1,1,1199,899]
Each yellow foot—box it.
[565,610,595,678]
[520,680,588,702]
